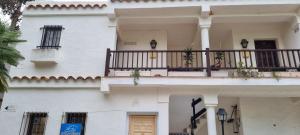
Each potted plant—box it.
[183,48,193,71]
[211,51,224,71]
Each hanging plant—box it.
[130,69,140,86]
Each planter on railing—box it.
[104,48,300,77]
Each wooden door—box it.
[129,115,157,135]
[254,40,280,71]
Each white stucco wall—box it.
[10,13,116,77]
[3,1,300,135]
[282,22,300,49]
[232,23,285,50]
[0,88,169,135]
[240,97,300,135]
[118,30,167,51]
[117,30,167,68]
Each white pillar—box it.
[203,95,218,135]
[206,105,217,135]
[199,17,211,73]
[201,26,210,50]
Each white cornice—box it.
[9,80,100,89]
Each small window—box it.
[38,25,63,49]
[66,113,87,135]
[25,113,48,135]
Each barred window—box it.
[25,113,48,135]
[66,113,87,135]
[38,25,63,49]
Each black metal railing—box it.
[104,48,300,76]
[208,49,300,71]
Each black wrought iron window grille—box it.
[38,25,64,49]
[66,112,87,135]
[20,112,48,135]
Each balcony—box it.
[104,48,300,77]
[30,48,60,64]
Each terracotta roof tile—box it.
[27,2,107,9]
[11,76,101,81]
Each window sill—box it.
[36,46,61,49]
[30,48,60,64]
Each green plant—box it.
[183,48,193,68]
[0,21,24,92]
[236,62,261,79]
[215,51,224,67]
[130,69,140,86]
[1,0,35,30]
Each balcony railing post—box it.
[104,48,111,76]
[205,48,211,77]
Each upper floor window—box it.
[38,25,63,49]
[66,112,87,135]
[25,113,48,135]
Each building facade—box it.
[1,0,300,135]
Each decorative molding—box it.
[9,78,101,89]
[199,16,212,28]
[11,76,101,81]
[26,2,107,9]
[201,5,211,18]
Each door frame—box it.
[254,39,280,71]
[127,112,158,135]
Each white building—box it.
[1,0,300,135]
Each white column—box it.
[206,105,217,135]
[199,17,211,73]
[158,90,170,135]
[201,26,210,50]
[203,95,218,135]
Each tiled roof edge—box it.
[27,2,107,9]
[11,76,101,81]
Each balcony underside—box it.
[100,77,300,93]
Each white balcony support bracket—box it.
[203,94,218,135]
[100,78,110,93]
[107,13,116,22]
[201,5,211,18]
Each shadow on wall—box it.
[0,93,3,109]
